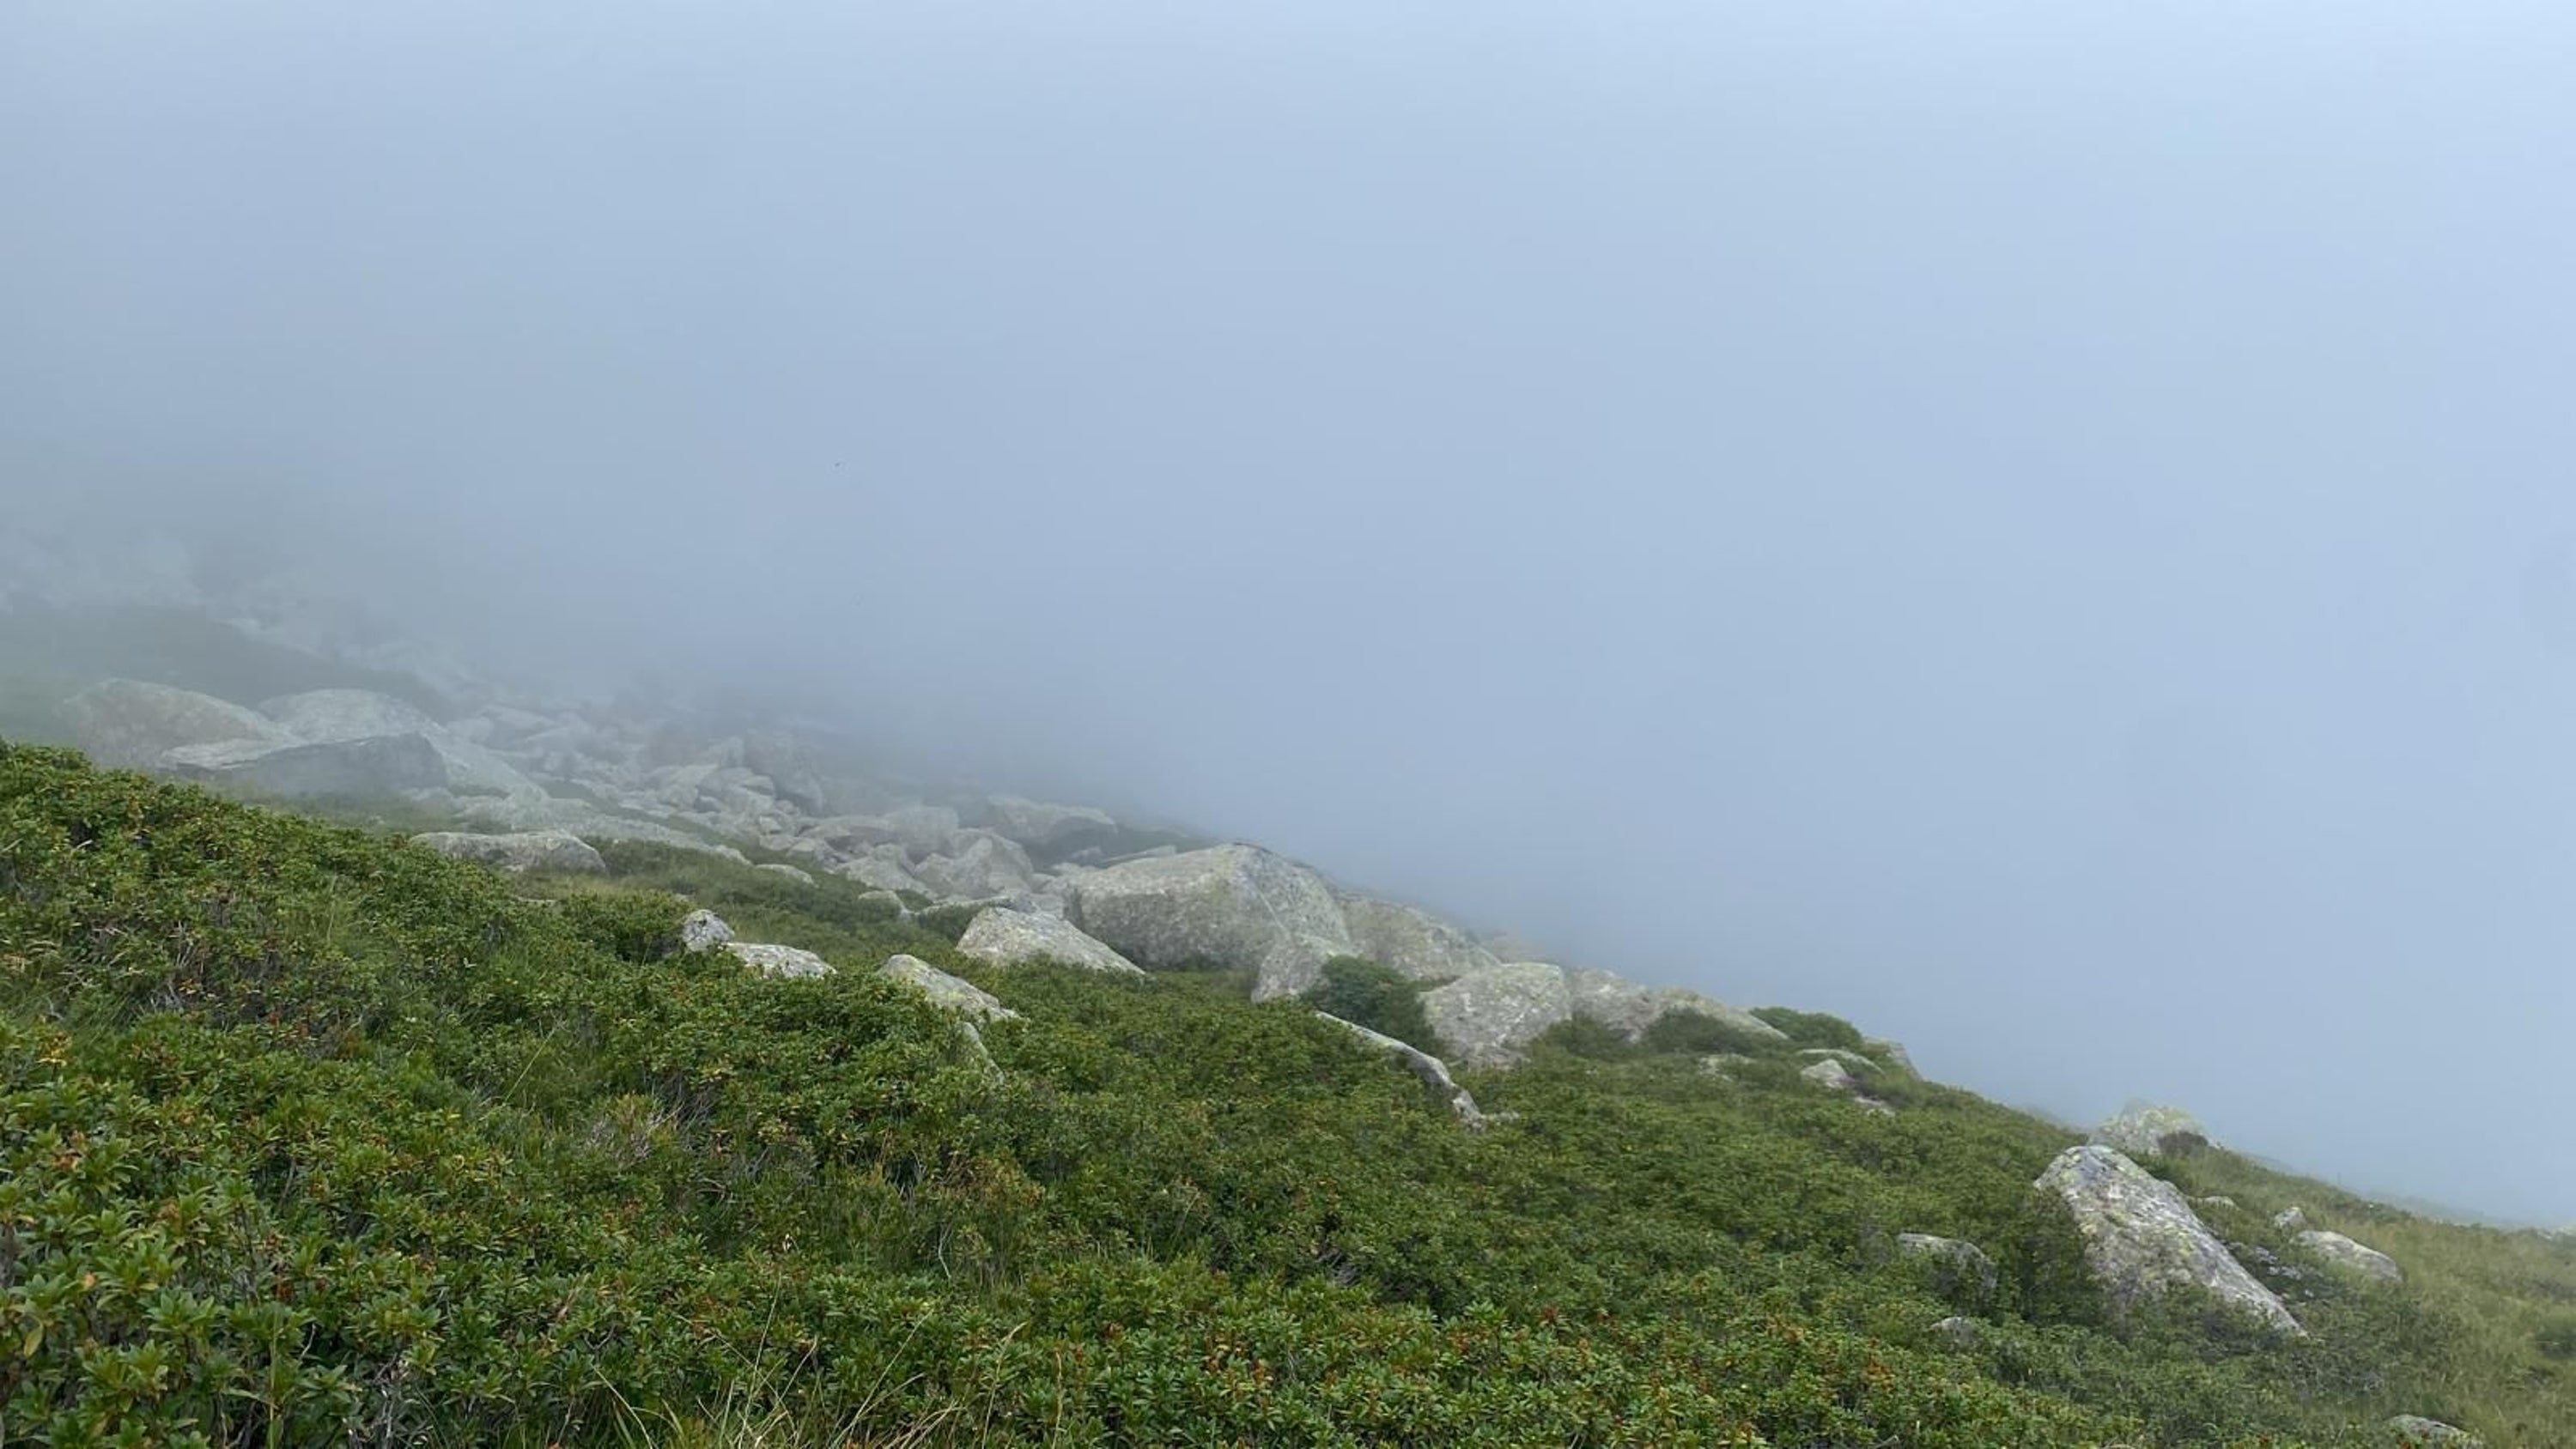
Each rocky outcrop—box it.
[1897,1233,1998,1301]
[2092,1103,2213,1158]
[262,688,544,800]
[1336,895,1503,981]
[834,852,932,898]
[878,954,1019,1023]
[956,906,1144,976]
[1801,1057,1862,1092]
[1315,1012,1487,1129]
[2298,1229,2402,1283]
[411,829,605,874]
[2273,1206,2307,1232]
[63,679,289,769]
[2034,1145,2301,1336]
[1419,962,1574,1068]
[1062,844,1351,998]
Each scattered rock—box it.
[1897,1233,1999,1300]
[2273,1207,2307,1232]
[1931,1315,1980,1349]
[724,941,834,979]
[63,678,290,768]
[1061,844,1351,999]
[956,906,1145,976]
[1316,1011,1488,1129]
[679,909,736,953]
[2298,1229,2403,1283]
[911,830,1039,900]
[1797,1047,1881,1070]
[756,862,816,886]
[2195,1196,2239,1210]
[410,829,605,875]
[2092,1102,2215,1158]
[2033,1145,2301,1336]
[878,954,1019,1023]
[1419,961,1575,1069]
[1868,1038,1919,1076]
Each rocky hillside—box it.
[0,589,2565,1445]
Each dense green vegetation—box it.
[2,741,2563,1445]
[1301,956,1442,1052]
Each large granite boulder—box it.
[1419,962,1574,1069]
[2092,1102,2214,1158]
[679,909,736,952]
[411,829,605,874]
[166,732,453,797]
[2298,1229,2403,1283]
[262,688,544,800]
[1337,894,1504,981]
[878,954,1020,1023]
[911,831,1039,901]
[956,906,1144,976]
[982,796,1119,853]
[1061,844,1351,998]
[2035,1145,2302,1336]
[1316,1011,1487,1129]
[1564,968,1785,1046]
[834,851,933,898]
[63,679,289,768]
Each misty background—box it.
[7,3,2574,1219]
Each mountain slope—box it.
[4,741,2555,1446]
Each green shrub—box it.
[1753,1004,1870,1052]
[1302,955,1440,1049]
[1641,1007,1785,1057]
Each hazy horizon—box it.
[8,2,2575,1222]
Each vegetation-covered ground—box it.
[2,740,2566,1445]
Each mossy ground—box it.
[0,740,2561,1445]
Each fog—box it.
[8,3,2575,1221]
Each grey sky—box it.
[8,2,2576,1218]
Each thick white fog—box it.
[7,2,2574,1220]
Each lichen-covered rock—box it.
[1061,844,1350,999]
[2034,1145,2301,1336]
[2385,1416,2481,1446]
[1897,1234,1998,1300]
[1336,895,1503,982]
[2273,1206,2307,1232]
[2092,1102,2214,1158]
[411,829,605,875]
[64,678,290,768]
[1315,1011,1487,1129]
[1419,961,1573,1068]
[956,906,1144,976]
[678,909,735,953]
[2298,1228,2403,1283]
[878,954,1019,1023]
[724,941,834,979]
